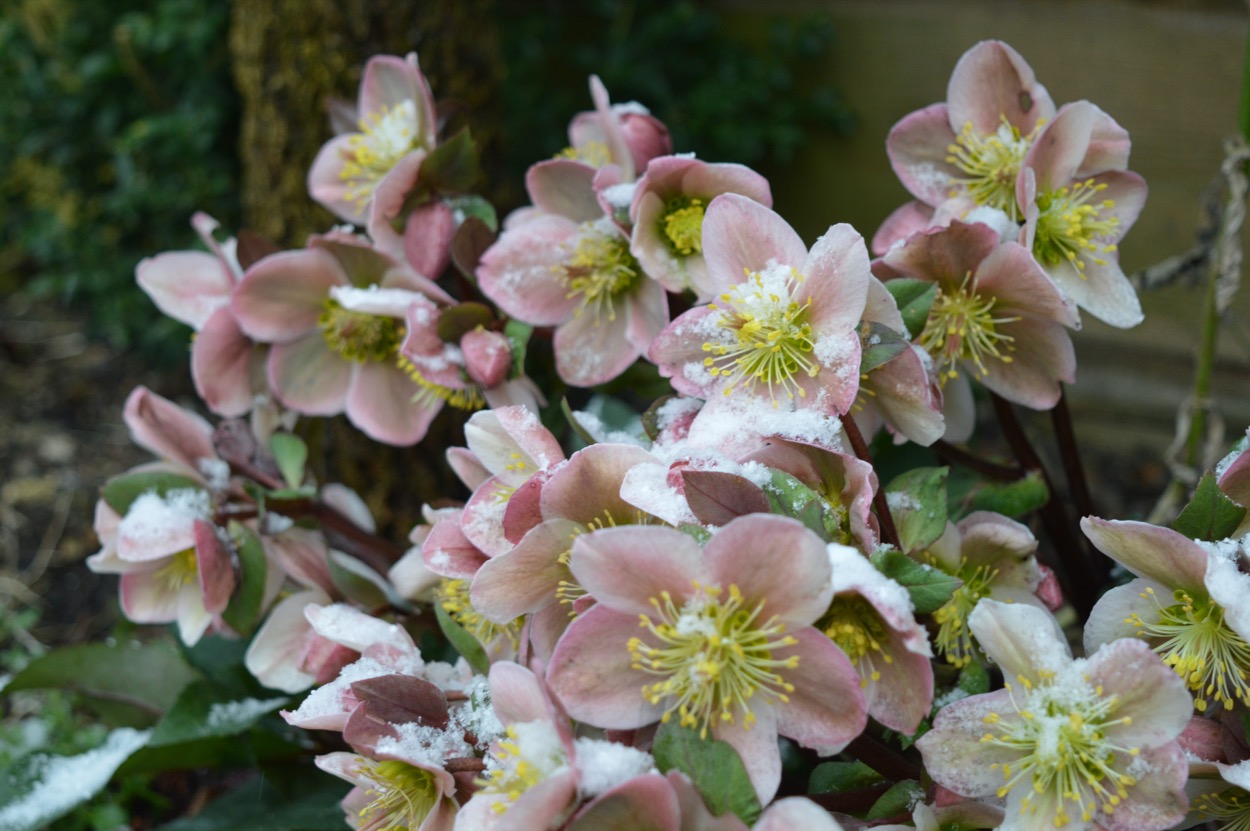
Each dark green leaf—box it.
[641,395,676,441]
[436,301,495,343]
[504,319,533,378]
[0,728,151,831]
[884,467,948,552]
[267,433,307,490]
[869,549,963,614]
[445,194,498,232]
[221,522,267,636]
[967,471,1050,518]
[326,549,389,610]
[957,659,991,696]
[101,471,206,515]
[677,524,712,545]
[652,722,762,825]
[884,279,937,339]
[561,398,599,447]
[154,776,351,831]
[433,601,491,677]
[858,320,910,373]
[1172,472,1247,542]
[421,129,479,194]
[148,681,289,748]
[450,216,496,281]
[808,760,883,794]
[864,779,924,820]
[5,640,199,722]
[763,470,840,540]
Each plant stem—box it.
[844,732,923,782]
[842,416,901,550]
[931,440,1023,481]
[1050,386,1096,520]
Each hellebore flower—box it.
[546,514,866,803]
[308,53,438,224]
[649,194,869,415]
[918,599,1192,831]
[1082,517,1250,713]
[629,155,772,300]
[877,40,1055,253]
[316,748,458,831]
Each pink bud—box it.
[619,111,672,174]
[461,328,512,388]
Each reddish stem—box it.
[841,416,902,551]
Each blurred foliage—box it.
[498,0,853,192]
[0,0,238,356]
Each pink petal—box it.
[267,333,351,416]
[702,194,808,293]
[423,513,488,578]
[541,444,656,526]
[120,570,180,624]
[916,689,1021,797]
[263,527,334,594]
[123,386,216,469]
[471,518,581,623]
[755,798,845,831]
[358,54,435,147]
[967,599,1070,686]
[546,604,665,729]
[705,515,832,628]
[871,200,936,256]
[713,705,782,804]
[345,362,439,446]
[243,589,327,693]
[625,278,671,355]
[176,580,213,644]
[946,40,1054,136]
[1085,637,1191,749]
[568,525,704,620]
[1025,101,1126,193]
[192,307,258,418]
[1096,742,1188,831]
[232,248,345,342]
[554,302,639,387]
[307,134,365,223]
[488,660,549,725]
[477,214,581,326]
[648,306,725,398]
[799,224,870,334]
[884,104,959,207]
[136,250,233,329]
[568,774,681,831]
[527,159,603,223]
[771,629,867,751]
[882,221,1000,286]
[976,241,1079,328]
[975,316,1072,410]
[194,519,234,616]
[1080,518,1208,593]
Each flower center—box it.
[916,272,1018,385]
[341,101,420,209]
[931,561,998,667]
[627,581,798,737]
[356,757,440,831]
[981,671,1140,826]
[1195,787,1250,831]
[945,117,1039,219]
[701,265,818,405]
[155,547,199,592]
[436,578,523,655]
[477,721,569,814]
[1128,586,1250,712]
[396,355,486,412]
[660,197,706,257]
[1032,179,1119,276]
[559,223,641,322]
[822,596,894,688]
[556,139,612,168]
[319,300,405,364]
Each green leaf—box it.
[967,471,1050,518]
[221,522,267,636]
[652,722,762,825]
[864,779,924,820]
[433,601,491,677]
[0,728,151,831]
[420,129,479,194]
[101,470,206,515]
[267,433,307,490]
[147,681,289,748]
[957,659,991,696]
[808,760,883,794]
[677,523,712,545]
[504,319,533,379]
[4,640,199,723]
[1172,472,1247,542]
[445,194,498,232]
[858,320,910,373]
[561,397,599,447]
[154,776,351,831]
[869,549,963,614]
[884,467,948,552]
[762,470,841,540]
[326,549,389,610]
[884,279,937,338]
[435,301,495,343]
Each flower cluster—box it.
[78,40,1250,831]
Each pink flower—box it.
[546,514,866,803]
[877,40,1055,253]
[917,599,1191,831]
[649,194,869,415]
[1017,101,1145,328]
[243,588,355,693]
[231,234,452,445]
[629,155,772,299]
[1082,517,1250,713]
[879,221,1078,424]
[308,53,438,224]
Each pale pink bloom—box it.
[121,386,219,475]
[547,515,866,803]
[1082,517,1250,714]
[912,511,1048,668]
[231,234,452,445]
[876,40,1055,254]
[477,211,669,387]
[1184,758,1250,831]
[917,599,1191,831]
[368,182,456,278]
[629,155,772,299]
[1017,101,1145,328]
[649,194,869,415]
[316,747,458,831]
[880,221,1078,431]
[456,661,663,830]
[308,53,438,224]
[244,589,356,693]
[1218,428,1250,509]
[822,543,933,734]
[666,770,847,830]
